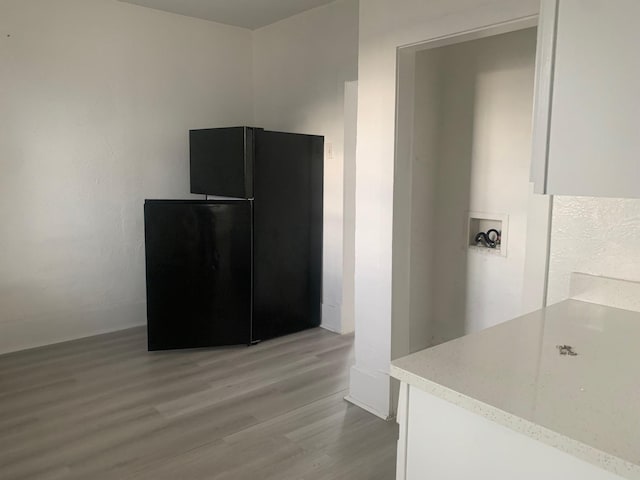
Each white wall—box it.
[398,29,537,356]
[391,46,418,365]
[547,197,640,305]
[350,0,539,419]
[0,0,253,354]
[341,80,359,334]
[407,48,442,354]
[252,0,359,334]
[428,28,537,344]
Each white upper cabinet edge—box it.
[530,0,559,194]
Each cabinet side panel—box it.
[530,0,559,193]
[405,387,624,480]
[547,0,640,198]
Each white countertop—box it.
[390,300,640,479]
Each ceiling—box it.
[119,0,337,30]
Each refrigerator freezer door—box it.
[252,131,323,342]
[144,200,252,350]
[189,127,254,198]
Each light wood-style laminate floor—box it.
[0,327,397,479]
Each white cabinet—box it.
[395,383,625,480]
[531,0,640,198]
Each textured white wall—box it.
[0,0,253,354]
[548,197,640,305]
[252,0,359,334]
[351,0,539,418]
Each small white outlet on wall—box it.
[325,142,334,159]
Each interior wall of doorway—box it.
[392,25,550,362]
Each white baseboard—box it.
[321,303,342,333]
[344,394,393,421]
[0,302,146,355]
[320,324,342,334]
[347,365,393,420]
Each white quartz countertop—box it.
[390,300,640,479]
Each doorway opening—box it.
[392,19,552,362]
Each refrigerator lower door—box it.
[144,200,252,351]
[252,130,323,342]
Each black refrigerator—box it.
[144,127,323,351]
